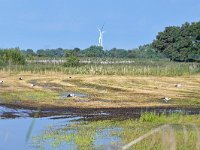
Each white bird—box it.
[19,77,23,80]
[31,84,35,87]
[175,84,181,88]
[162,97,171,103]
[67,93,75,97]
[0,80,3,84]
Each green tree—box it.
[65,48,81,57]
[83,46,104,57]
[107,48,128,58]
[152,21,200,62]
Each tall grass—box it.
[139,112,183,123]
[0,59,199,76]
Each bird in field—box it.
[175,84,181,88]
[31,84,35,87]
[19,77,23,80]
[67,93,75,97]
[0,80,3,84]
[162,97,171,103]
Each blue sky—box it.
[0,0,199,50]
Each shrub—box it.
[0,48,26,65]
[63,56,80,67]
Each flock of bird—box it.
[0,77,182,103]
[0,77,35,87]
[0,76,75,98]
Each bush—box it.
[0,48,26,65]
[63,56,80,67]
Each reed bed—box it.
[0,59,199,76]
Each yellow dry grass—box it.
[0,71,200,108]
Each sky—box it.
[0,0,199,50]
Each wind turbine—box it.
[98,25,105,47]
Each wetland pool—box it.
[0,105,200,150]
[0,106,121,150]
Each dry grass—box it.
[0,71,200,108]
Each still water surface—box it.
[0,114,80,149]
[1,105,200,150]
[0,106,120,150]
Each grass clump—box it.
[139,112,183,123]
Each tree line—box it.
[0,21,199,65]
[21,45,164,59]
[0,45,164,66]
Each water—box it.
[0,117,79,150]
[60,92,88,98]
[0,106,119,150]
[0,106,36,118]
[1,105,200,150]
[0,106,76,150]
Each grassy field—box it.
[0,70,200,108]
[0,59,200,76]
[32,113,200,150]
[0,60,200,150]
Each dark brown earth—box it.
[1,101,200,120]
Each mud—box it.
[0,102,200,120]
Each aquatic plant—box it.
[32,113,200,150]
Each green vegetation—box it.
[131,45,165,59]
[0,59,199,76]
[21,45,163,59]
[32,113,200,150]
[139,112,183,123]
[63,56,80,67]
[1,91,59,102]
[0,48,26,65]
[152,21,200,62]
[83,45,105,57]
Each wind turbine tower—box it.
[98,25,105,47]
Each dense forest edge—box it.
[0,21,199,66]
